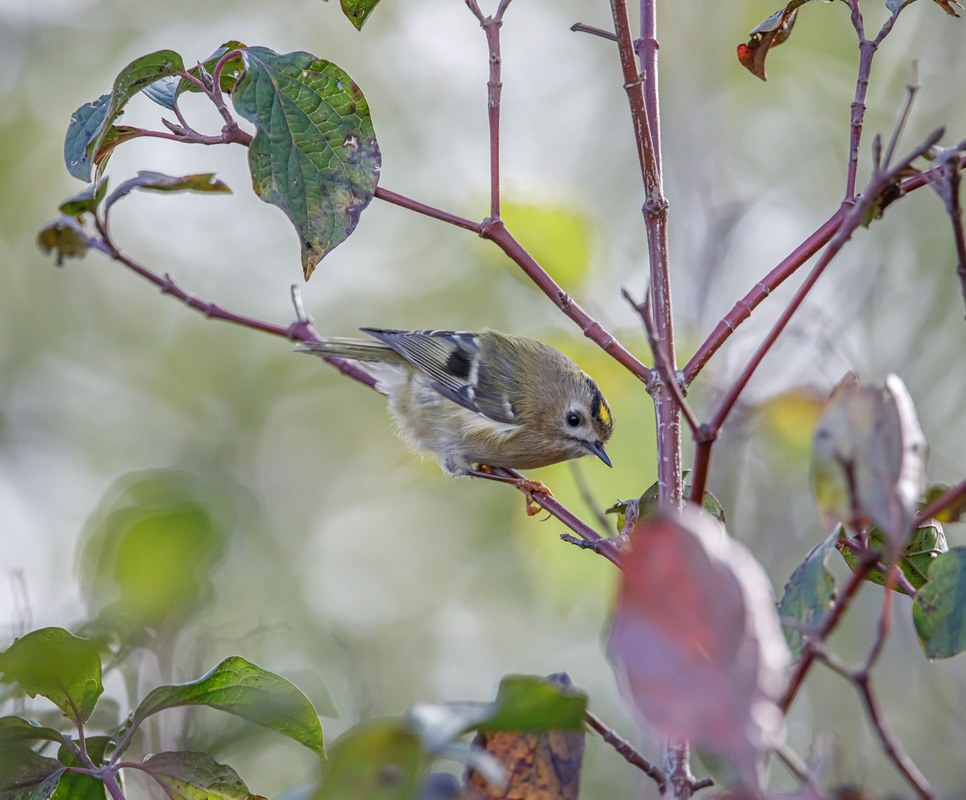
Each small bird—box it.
[299,328,614,478]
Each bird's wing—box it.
[361,328,517,424]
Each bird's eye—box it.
[566,411,582,427]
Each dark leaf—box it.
[0,718,66,747]
[63,94,110,181]
[132,656,324,758]
[0,744,65,800]
[341,0,383,30]
[607,508,789,793]
[778,532,839,660]
[0,628,103,723]
[230,47,381,278]
[914,547,966,658]
[142,751,265,800]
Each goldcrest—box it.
[299,328,614,476]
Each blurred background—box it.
[3,0,966,796]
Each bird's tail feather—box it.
[297,337,401,364]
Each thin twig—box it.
[570,22,618,41]
[881,62,920,172]
[708,129,943,441]
[854,675,936,800]
[774,743,819,792]
[568,460,613,531]
[480,219,652,382]
[621,287,701,435]
[585,710,665,785]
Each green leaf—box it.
[142,752,262,800]
[315,722,421,800]
[180,42,247,96]
[914,548,966,658]
[481,674,586,733]
[0,628,103,723]
[86,50,187,178]
[231,47,381,279]
[77,471,228,638]
[132,656,324,758]
[839,521,947,594]
[0,744,65,800]
[606,477,725,532]
[37,218,89,265]
[922,483,966,523]
[778,532,838,660]
[64,94,110,181]
[52,737,111,800]
[0,718,67,747]
[405,673,586,755]
[58,181,109,217]
[104,171,231,214]
[341,0,383,30]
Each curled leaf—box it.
[811,373,927,551]
[37,218,90,265]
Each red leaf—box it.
[607,508,789,793]
[737,6,800,81]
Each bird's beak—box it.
[587,441,612,467]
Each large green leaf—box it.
[778,532,838,660]
[142,752,261,800]
[914,547,966,659]
[132,656,324,757]
[0,629,103,724]
[231,47,381,279]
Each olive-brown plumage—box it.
[299,328,614,476]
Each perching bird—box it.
[298,328,614,477]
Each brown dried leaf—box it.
[465,725,584,800]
